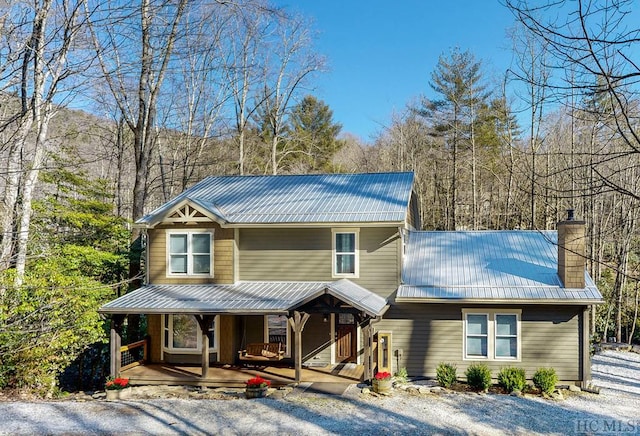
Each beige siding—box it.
[376,304,583,382]
[302,314,332,365]
[147,222,234,285]
[238,227,400,297]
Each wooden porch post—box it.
[110,315,125,377]
[581,306,591,387]
[195,315,215,378]
[288,310,310,384]
[362,321,373,382]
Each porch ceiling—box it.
[99,280,388,318]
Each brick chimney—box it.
[557,209,586,288]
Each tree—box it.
[285,95,343,172]
[415,48,490,230]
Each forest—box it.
[0,0,639,396]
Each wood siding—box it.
[147,222,234,284]
[238,227,400,297]
[376,304,583,381]
[147,314,162,363]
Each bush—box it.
[465,363,492,391]
[533,368,558,395]
[436,362,457,388]
[394,367,408,384]
[497,367,526,393]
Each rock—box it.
[418,387,431,394]
[406,387,420,396]
[361,387,371,395]
[510,390,522,397]
[430,387,443,393]
[551,392,564,400]
[568,385,581,392]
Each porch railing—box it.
[120,338,148,371]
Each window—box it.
[333,229,359,277]
[495,314,518,358]
[163,314,217,353]
[463,310,521,360]
[465,314,488,358]
[167,230,213,276]
[264,315,290,357]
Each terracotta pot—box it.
[245,386,268,399]
[372,378,392,394]
[106,387,131,400]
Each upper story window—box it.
[167,230,213,276]
[332,229,359,277]
[462,310,521,361]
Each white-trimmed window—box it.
[163,314,217,353]
[264,315,290,357]
[462,310,521,361]
[167,230,213,276]
[332,229,359,277]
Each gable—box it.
[144,199,224,228]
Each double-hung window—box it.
[163,314,217,353]
[167,230,213,276]
[265,315,290,357]
[333,229,359,277]
[463,310,521,360]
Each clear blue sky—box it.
[277,1,518,141]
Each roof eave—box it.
[395,297,604,305]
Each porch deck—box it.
[122,363,364,388]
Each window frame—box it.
[264,315,291,358]
[332,228,359,278]
[462,309,521,361]
[166,229,214,277]
[162,314,218,354]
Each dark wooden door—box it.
[336,313,357,363]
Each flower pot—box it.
[106,387,132,400]
[245,386,268,399]
[372,378,392,394]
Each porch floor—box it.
[122,363,364,388]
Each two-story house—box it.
[100,172,602,387]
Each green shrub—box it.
[497,367,526,393]
[533,368,558,395]
[465,363,492,391]
[394,367,408,384]
[436,362,457,388]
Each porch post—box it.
[581,306,591,387]
[288,310,310,384]
[362,321,373,382]
[195,315,215,378]
[110,314,125,377]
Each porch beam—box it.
[195,315,215,378]
[288,310,310,384]
[110,315,126,377]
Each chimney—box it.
[557,209,586,288]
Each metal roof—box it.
[99,280,388,318]
[398,230,603,304]
[137,172,414,226]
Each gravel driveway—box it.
[1,350,639,435]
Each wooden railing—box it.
[120,338,148,371]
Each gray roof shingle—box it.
[398,230,603,303]
[137,172,414,226]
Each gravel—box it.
[1,350,639,435]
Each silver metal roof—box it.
[99,280,388,317]
[137,172,414,226]
[398,231,603,304]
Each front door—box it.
[336,313,357,363]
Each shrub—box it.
[436,362,457,388]
[497,367,526,393]
[394,367,408,384]
[533,368,558,395]
[465,363,492,391]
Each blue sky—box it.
[278,1,518,141]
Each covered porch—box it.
[121,362,364,387]
[99,280,388,385]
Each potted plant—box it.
[245,376,271,399]
[372,371,392,394]
[105,376,131,400]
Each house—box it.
[99,172,602,386]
